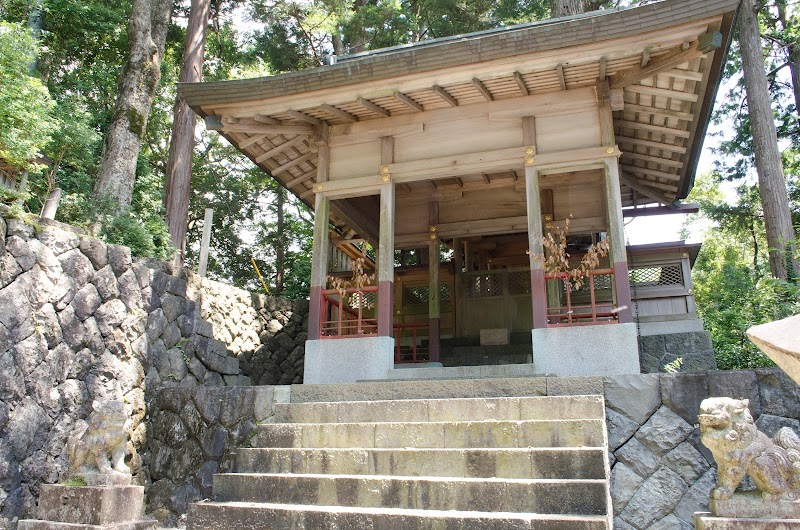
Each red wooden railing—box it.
[545,268,619,327]
[394,322,430,363]
[319,286,378,338]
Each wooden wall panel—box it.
[438,188,527,224]
[394,116,521,163]
[535,110,601,153]
[329,140,380,180]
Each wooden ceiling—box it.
[181,0,738,245]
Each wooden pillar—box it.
[308,130,330,339]
[523,116,548,329]
[681,253,697,315]
[428,201,440,361]
[603,157,633,323]
[597,85,633,324]
[198,208,213,277]
[377,137,395,337]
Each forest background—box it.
[0,0,798,370]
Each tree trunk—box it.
[275,186,286,294]
[739,0,800,279]
[93,0,172,211]
[550,0,589,17]
[165,0,211,264]
[777,1,800,114]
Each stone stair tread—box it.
[218,472,608,484]
[193,501,610,519]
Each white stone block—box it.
[531,323,640,377]
[304,337,394,384]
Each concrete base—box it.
[711,492,800,519]
[18,484,156,530]
[531,323,640,377]
[695,512,800,529]
[304,337,395,384]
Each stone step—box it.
[211,473,608,515]
[188,501,610,530]
[289,375,603,403]
[384,363,539,380]
[235,447,606,479]
[251,418,605,449]
[273,395,604,424]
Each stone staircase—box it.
[188,394,612,529]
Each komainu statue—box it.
[67,399,131,477]
[699,397,800,501]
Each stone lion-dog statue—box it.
[67,399,132,477]
[699,397,800,501]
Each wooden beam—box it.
[206,116,315,136]
[286,109,323,125]
[272,151,314,175]
[622,165,681,181]
[556,64,567,90]
[357,97,390,117]
[622,151,684,169]
[320,103,359,122]
[394,91,424,112]
[513,71,529,96]
[254,135,307,163]
[615,135,688,154]
[610,32,721,89]
[253,114,280,125]
[623,104,694,121]
[472,78,493,101]
[619,173,673,206]
[641,48,651,68]
[237,133,267,149]
[286,168,317,188]
[624,84,699,102]
[432,85,458,107]
[617,120,692,138]
[622,203,699,217]
[599,56,607,80]
[662,68,704,82]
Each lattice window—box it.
[592,273,613,290]
[348,290,377,309]
[403,284,452,305]
[466,273,503,298]
[629,265,683,287]
[508,271,531,295]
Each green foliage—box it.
[0,21,57,168]
[62,475,87,487]
[686,173,800,370]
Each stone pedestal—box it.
[695,512,800,529]
[18,484,155,530]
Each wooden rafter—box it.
[513,71,529,96]
[615,135,688,154]
[320,103,359,122]
[619,172,674,206]
[237,133,267,149]
[357,97,390,117]
[254,115,280,125]
[617,120,692,138]
[272,152,314,175]
[610,31,721,89]
[432,85,459,107]
[624,104,694,121]
[286,109,323,125]
[286,168,317,188]
[254,135,307,163]
[599,56,607,80]
[625,84,699,102]
[623,165,681,181]
[394,91,424,112]
[205,116,315,136]
[472,78,494,101]
[622,151,684,168]
[556,64,567,90]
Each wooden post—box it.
[198,208,213,277]
[681,253,697,315]
[598,89,634,324]
[428,200,440,362]
[308,132,331,340]
[377,137,395,337]
[16,170,28,206]
[40,187,62,221]
[523,116,548,329]
[604,157,633,324]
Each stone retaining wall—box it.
[0,213,306,528]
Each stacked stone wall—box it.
[606,368,800,529]
[0,213,306,528]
